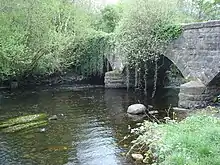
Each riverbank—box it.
[129,107,220,164]
[0,71,105,91]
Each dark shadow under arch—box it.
[208,72,220,86]
[121,56,185,89]
[87,57,113,85]
[158,56,184,88]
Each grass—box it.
[130,113,220,165]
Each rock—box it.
[127,114,147,121]
[148,105,153,110]
[0,113,47,128]
[148,110,159,115]
[48,115,58,120]
[1,120,48,133]
[131,153,144,161]
[127,104,147,114]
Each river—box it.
[0,86,179,165]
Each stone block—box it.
[104,70,127,88]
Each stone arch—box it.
[165,51,190,80]
[165,20,220,86]
[208,72,220,86]
[158,56,185,87]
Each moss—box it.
[0,113,47,128]
[1,120,48,133]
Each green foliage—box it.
[115,0,181,63]
[130,114,220,164]
[97,5,122,33]
[179,0,220,21]
[114,0,183,91]
[0,0,110,82]
[1,0,219,84]
[71,31,113,76]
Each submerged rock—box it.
[0,113,47,128]
[127,104,147,114]
[131,153,144,161]
[1,120,48,133]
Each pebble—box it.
[131,153,144,161]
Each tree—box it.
[179,0,220,21]
[0,0,104,81]
[114,0,182,95]
[97,5,122,33]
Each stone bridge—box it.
[104,20,220,109]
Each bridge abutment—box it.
[178,81,220,109]
[104,70,127,88]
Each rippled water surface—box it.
[0,87,179,165]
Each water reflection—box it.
[0,88,134,165]
[0,87,179,165]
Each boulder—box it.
[127,114,147,121]
[127,104,146,114]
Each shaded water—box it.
[0,87,179,165]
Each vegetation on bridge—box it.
[1,0,220,164]
[0,0,219,87]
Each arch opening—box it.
[208,72,220,87]
[158,56,185,88]
[122,56,185,90]
[87,57,113,85]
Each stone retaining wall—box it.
[104,71,127,88]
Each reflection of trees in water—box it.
[0,88,135,165]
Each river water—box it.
[0,86,179,165]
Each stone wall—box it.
[104,70,127,88]
[167,20,220,85]
[178,81,220,108]
[105,20,220,109]
[167,20,220,108]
